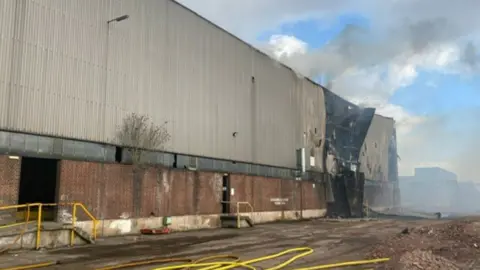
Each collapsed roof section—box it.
[322,88,376,169]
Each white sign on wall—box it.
[270,198,289,205]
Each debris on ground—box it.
[367,218,480,269]
[399,249,460,269]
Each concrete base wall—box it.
[77,209,327,237]
[0,229,87,250]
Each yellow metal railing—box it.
[0,203,42,250]
[0,202,98,250]
[221,201,254,228]
[236,201,254,228]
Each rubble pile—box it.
[398,250,460,270]
[367,219,480,269]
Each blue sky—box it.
[179,0,480,179]
[250,12,480,179]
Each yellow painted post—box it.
[93,220,97,240]
[70,204,77,246]
[26,204,31,222]
[35,204,42,250]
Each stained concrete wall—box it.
[76,209,327,237]
[0,228,87,250]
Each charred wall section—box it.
[360,115,397,208]
[322,89,375,217]
[323,89,375,169]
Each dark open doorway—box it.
[221,174,231,214]
[18,157,59,221]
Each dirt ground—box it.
[0,218,479,269]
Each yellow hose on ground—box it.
[150,247,313,270]
[0,261,57,270]
[190,255,240,270]
[1,247,389,270]
[94,255,240,270]
[216,247,314,270]
[95,258,193,270]
[150,247,390,270]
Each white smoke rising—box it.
[177,0,480,182]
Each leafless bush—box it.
[115,113,170,217]
[116,113,170,167]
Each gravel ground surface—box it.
[0,217,479,269]
[368,218,480,269]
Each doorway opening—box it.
[221,174,231,215]
[18,157,59,221]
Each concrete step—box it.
[0,222,95,244]
[220,215,254,228]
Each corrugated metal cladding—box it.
[358,115,395,182]
[0,0,326,169]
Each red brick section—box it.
[0,155,21,206]
[230,174,326,214]
[58,160,224,220]
[301,180,326,210]
[58,159,328,221]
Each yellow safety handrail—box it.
[0,202,97,250]
[70,202,98,245]
[0,203,42,250]
[236,202,254,229]
[219,201,254,228]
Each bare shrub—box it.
[115,113,170,217]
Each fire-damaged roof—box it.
[323,89,376,167]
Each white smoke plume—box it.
[178,0,480,183]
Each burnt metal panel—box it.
[322,88,375,169]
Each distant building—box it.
[456,181,480,213]
[399,167,458,212]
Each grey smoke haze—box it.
[269,14,479,86]
[178,0,480,181]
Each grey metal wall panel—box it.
[0,0,15,128]
[359,114,395,182]
[301,79,325,171]
[165,1,255,162]
[0,0,328,169]
[251,52,301,167]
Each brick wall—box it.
[230,174,326,214]
[0,156,327,223]
[0,155,20,205]
[0,155,21,225]
[58,159,327,220]
[58,160,223,220]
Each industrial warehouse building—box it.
[0,0,398,234]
